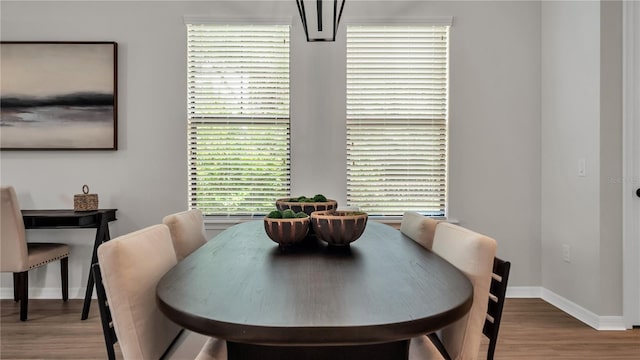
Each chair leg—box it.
[427,333,452,360]
[13,273,19,302]
[61,257,69,301]
[487,341,497,360]
[16,271,28,321]
[92,264,117,360]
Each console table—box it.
[21,209,118,320]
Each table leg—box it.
[81,213,109,320]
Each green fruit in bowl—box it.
[267,209,310,219]
[282,209,296,218]
[312,194,328,202]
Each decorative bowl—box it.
[264,216,310,248]
[310,210,368,246]
[276,198,338,216]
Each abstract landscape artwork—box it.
[0,42,117,150]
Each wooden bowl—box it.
[310,210,368,246]
[264,216,310,248]
[275,198,338,216]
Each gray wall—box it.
[1,0,622,319]
[599,0,623,317]
[541,0,623,316]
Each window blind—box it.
[187,24,290,216]
[346,26,449,216]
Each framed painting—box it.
[0,42,117,150]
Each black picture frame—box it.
[0,41,118,150]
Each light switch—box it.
[578,158,586,177]
[562,244,571,262]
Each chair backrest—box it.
[432,222,497,360]
[0,186,28,272]
[483,257,511,360]
[399,211,440,250]
[162,209,207,261]
[97,224,181,360]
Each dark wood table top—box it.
[156,221,472,346]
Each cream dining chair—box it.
[409,222,497,360]
[162,209,207,261]
[400,211,441,250]
[96,224,226,360]
[0,185,70,321]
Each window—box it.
[346,25,449,216]
[187,24,290,216]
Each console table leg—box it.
[81,214,109,320]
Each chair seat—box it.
[196,336,227,360]
[27,243,70,270]
[163,330,227,360]
[409,335,445,360]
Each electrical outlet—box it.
[562,244,571,263]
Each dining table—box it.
[156,220,473,360]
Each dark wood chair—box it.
[92,263,118,360]
[483,257,511,360]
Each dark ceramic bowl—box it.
[310,210,368,246]
[264,216,310,247]
[275,198,338,216]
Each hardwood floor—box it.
[1,298,639,359]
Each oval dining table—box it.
[156,220,473,360]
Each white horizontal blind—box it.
[187,24,290,216]
[346,26,449,216]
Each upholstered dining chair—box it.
[409,222,497,360]
[400,211,441,250]
[410,256,512,360]
[162,209,207,261]
[0,186,70,321]
[96,224,226,360]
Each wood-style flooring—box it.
[1,298,639,359]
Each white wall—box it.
[541,0,602,314]
[2,1,540,302]
[541,0,623,316]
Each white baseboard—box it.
[506,286,542,298]
[0,287,91,300]
[507,286,627,331]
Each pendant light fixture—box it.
[296,0,346,42]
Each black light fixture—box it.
[296,0,346,42]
